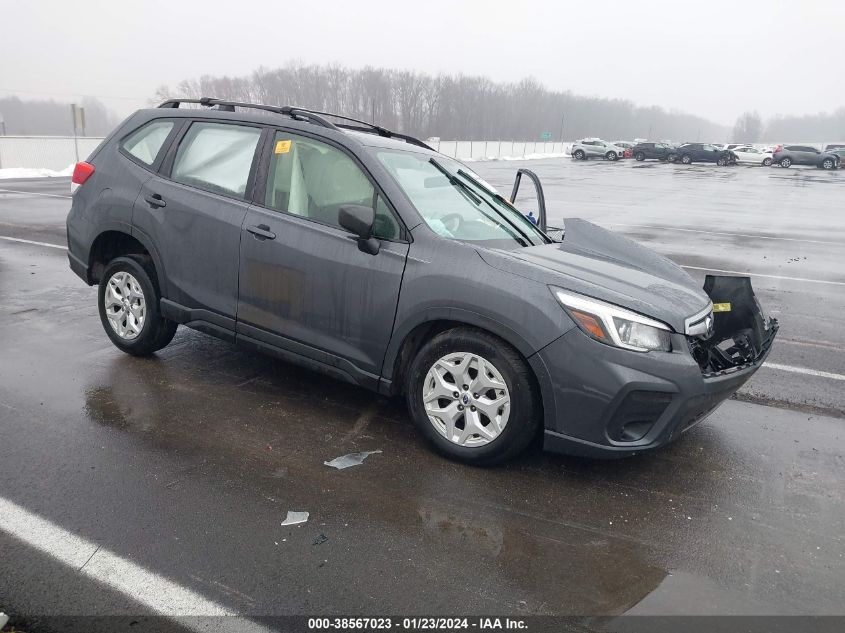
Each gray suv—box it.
[67,98,778,464]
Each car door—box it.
[739,147,757,162]
[134,119,263,325]
[237,129,409,383]
[703,144,720,162]
[791,146,814,165]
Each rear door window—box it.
[171,122,262,199]
[121,120,174,166]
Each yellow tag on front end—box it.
[712,303,731,312]
[274,140,292,154]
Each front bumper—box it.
[537,323,777,458]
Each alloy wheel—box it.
[422,352,511,447]
[104,271,146,339]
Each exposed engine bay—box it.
[688,275,778,376]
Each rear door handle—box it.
[246,224,276,240]
[144,193,166,209]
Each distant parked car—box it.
[632,142,675,162]
[824,143,845,152]
[611,141,635,149]
[731,145,773,166]
[826,148,845,164]
[672,143,737,166]
[772,145,840,169]
[571,139,626,161]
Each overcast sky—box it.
[2,0,843,125]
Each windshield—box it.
[376,150,550,249]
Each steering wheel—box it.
[439,213,465,234]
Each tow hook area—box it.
[688,275,778,377]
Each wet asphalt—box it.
[0,160,844,629]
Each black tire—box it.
[667,154,677,163]
[821,158,835,170]
[780,157,792,168]
[573,149,586,160]
[634,152,645,161]
[605,151,618,161]
[406,327,541,465]
[717,157,728,166]
[98,256,177,356]
[681,154,692,165]
[763,158,772,167]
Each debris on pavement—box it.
[313,533,328,546]
[281,511,309,526]
[323,450,382,470]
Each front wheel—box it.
[573,149,586,160]
[762,158,772,166]
[780,157,792,168]
[717,157,728,166]
[605,151,618,161]
[681,154,692,165]
[635,152,645,161]
[821,158,835,170]
[98,256,177,356]
[406,327,540,465]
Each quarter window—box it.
[264,131,399,239]
[171,122,261,199]
[121,120,174,166]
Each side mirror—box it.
[338,204,380,255]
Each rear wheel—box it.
[762,158,772,166]
[573,149,585,160]
[634,152,645,161]
[681,154,692,165]
[605,151,618,161]
[406,327,540,465]
[780,157,792,168]
[821,158,835,170]
[717,156,728,166]
[98,256,177,356]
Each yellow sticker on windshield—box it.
[274,140,292,154]
[712,302,731,312]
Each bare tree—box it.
[733,111,763,143]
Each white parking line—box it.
[0,187,72,199]
[681,264,845,287]
[764,363,845,382]
[610,223,845,247]
[0,495,274,633]
[0,235,66,249]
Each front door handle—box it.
[246,224,276,240]
[145,193,166,209]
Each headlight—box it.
[551,287,673,352]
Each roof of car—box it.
[134,105,438,156]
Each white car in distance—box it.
[731,145,774,166]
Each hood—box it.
[476,218,710,333]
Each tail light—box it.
[71,161,95,193]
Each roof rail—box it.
[157,97,340,130]
[157,97,433,150]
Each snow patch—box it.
[464,152,570,162]
[0,164,74,179]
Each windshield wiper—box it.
[429,159,482,206]
[454,169,542,246]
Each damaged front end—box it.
[687,275,778,377]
